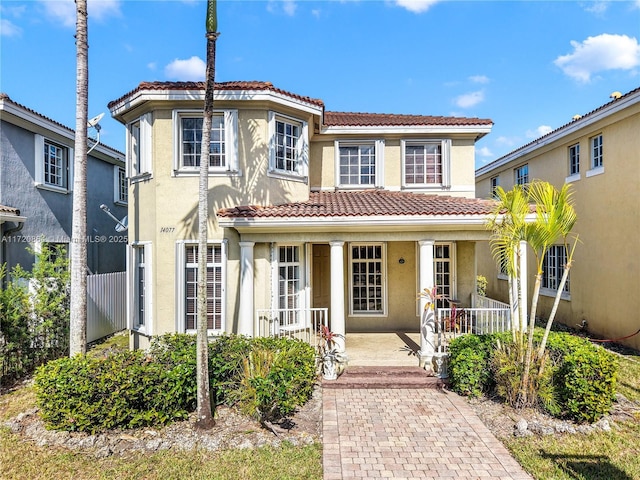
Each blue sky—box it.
[2,0,639,167]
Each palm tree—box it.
[69,0,89,357]
[195,0,219,430]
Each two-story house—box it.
[109,81,498,366]
[476,87,640,351]
[1,93,127,274]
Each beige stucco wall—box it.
[476,103,640,350]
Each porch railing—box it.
[256,308,328,350]
[435,306,511,352]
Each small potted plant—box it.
[318,325,347,380]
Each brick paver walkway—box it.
[322,387,533,479]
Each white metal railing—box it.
[256,308,328,349]
[472,293,510,310]
[435,306,511,352]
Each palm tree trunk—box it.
[195,0,219,430]
[537,262,572,358]
[69,0,88,357]
[520,273,542,406]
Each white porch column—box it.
[518,240,528,332]
[238,241,255,337]
[329,241,346,352]
[418,240,435,372]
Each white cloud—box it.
[38,0,121,28]
[582,1,608,15]
[476,146,493,158]
[469,75,490,84]
[635,0,640,9]
[267,0,297,16]
[0,19,22,37]
[164,56,206,81]
[455,90,485,108]
[496,136,519,148]
[393,0,440,13]
[526,125,553,139]
[147,62,157,71]
[554,34,640,83]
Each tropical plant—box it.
[69,0,89,356]
[487,181,578,408]
[195,0,220,430]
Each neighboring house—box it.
[0,93,127,275]
[476,87,640,351]
[108,81,497,365]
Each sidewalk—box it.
[322,372,533,479]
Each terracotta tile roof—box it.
[218,190,497,219]
[0,204,20,215]
[323,111,493,127]
[107,81,325,109]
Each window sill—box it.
[172,169,241,178]
[35,183,71,194]
[540,287,570,301]
[497,273,508,281]
[129,172,153,184]
[267,170,308,183]
[565,173,580,184]
[114,200,128,207]
[337,184,378,190]
[586,166,604,178]
[402,184,447,191]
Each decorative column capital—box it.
[239,241,255,249]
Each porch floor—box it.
[345,332,421,367]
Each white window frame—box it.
[335,140,384,189]
[127,113,152,182]
[271,244,307,331]
[566,143,581,183]
[490,175,500,198]
[541,245,570,300]
[128,242,152,335]
[34,134,73,193]
[172,109,238,177]
[268,112,308,182]
[514,164,529,186]
[434,242,456,309]
[587,134,604,177]
[401,139,451,189]
[175,240,227,334]
[349,243,387,316]
[113,165,127,205]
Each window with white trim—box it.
[114,166,127,204]
[276,245,304,329]
[542,245,569,295]
[350,244,385,314]
[127,113,152,179]
[490,175,500,198]
[173,110,238,175]
[591,134,603,169]
[184,244,224,331]
[569,143,580,176]
[336,140,383,188]
[515,164,529,186]
[434,243,453,309]
[34,134,73,192]
[402,140,451,187]
[269,112,308,179]
[129,243,151,333]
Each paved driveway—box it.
[322,386,533,480]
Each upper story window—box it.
[268,112,308,181]
[173,110,238,176]
[569,143,580,176]
[34,134,73,193]
[514,164,529,186]
[127,113,152,181]
[591,134,603,168]
[114,166,127,205]
[336,140,383,188]
[402,140,451,188]
[490,175,500,198]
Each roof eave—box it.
[320,124,492,137]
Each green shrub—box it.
[558,343,618,422]
[209,334,253,405]
[34,351,191,433]
[447,334,496,397]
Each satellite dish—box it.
[88,113,104,128]
[115,216,128,233]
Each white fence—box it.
[87,271,126,343]
[472,293,510,310]
[435,305,511,352]
[256,308,328,350]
